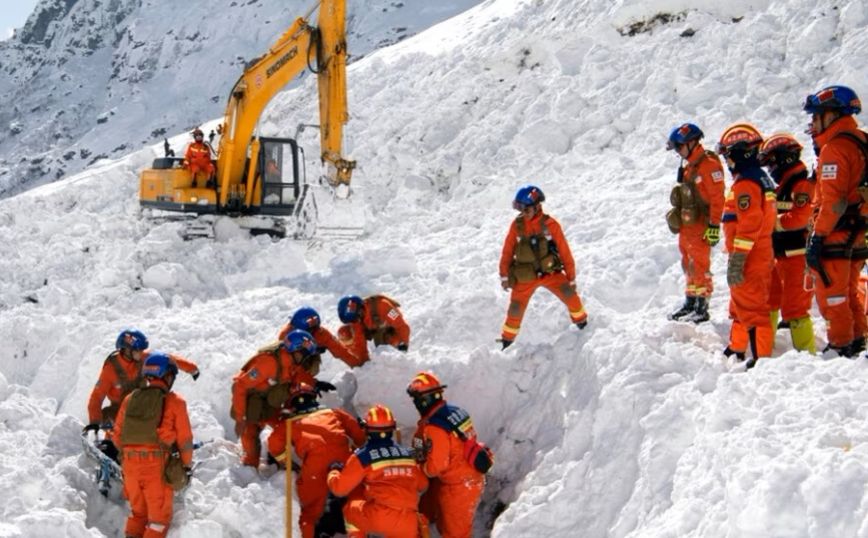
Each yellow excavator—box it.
[139,0,355,238]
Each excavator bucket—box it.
[300,183,366,240]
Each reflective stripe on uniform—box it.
[733,238,754,250]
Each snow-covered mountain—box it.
[0,0,483,198]
[1,0,868,537]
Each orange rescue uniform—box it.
[413,401,485,538]
[767,161,815,321]
[677,145,726,297]
[328,438,428,538]
[336,296,411,366]
[114,379,193,538]
[810,116,868,349]
[278,323,361,368]
[231,346,316,466]
[268,407,366,538]
[87,350,198,424]
[723,168,777,359]
[498,211,587,341]
[184,141,215,187]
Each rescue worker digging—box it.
[803,85,868,357]
[665,123,726,323]
[498,184,588,348]
[85,329,199,454]
[327,404,429,538]
[759,132,817,353]
[113,353,194,538]
[335,294,411,365]
[718,123,777,369]
[278,306,361,368]
[231,329,330,467]
[267,383,366,538]
[408,371,492,538]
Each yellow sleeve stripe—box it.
[733,238,754,250]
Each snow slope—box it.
[0,0,484,198]
[2,0,868,536]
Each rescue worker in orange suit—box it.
[665,123,726,323]
[278,306,361,369]
[266,383,366,538]
[717,123,777,369]
[183,128,215,188]
[759,133,817,353]
[334,294,411,366]
[803,85,868,357]
[231,329,324,467]
[84,329,199,453]
[407,372,489,538]
[498,184,588,349]
[113,352,194,538]
[327,404,428,538]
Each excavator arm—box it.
[216,0,354,208]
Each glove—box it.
[412,438,432,464]
[82,422,100,434]
[234,420,246,438]
[703,224,720,246]
[396,343,408,352]
[315,380,337,394]
[727,251,748,286]
[191,369,200,381]
[328,461,344,472]
[183,466,193,480]
[806,234,824,273]
[500,276,510,291]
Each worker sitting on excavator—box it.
[183,128,215,188]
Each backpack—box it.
[427,405,494,474]
[834,131,868,202]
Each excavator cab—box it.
[257,137,304,215]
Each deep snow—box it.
[1,0,868,537]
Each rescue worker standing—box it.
[717,123,777,368]
[665,123,726,323]
[327,404,428,538]
[113,353,194,538]
[278,306,361,369]
[803,85,868,357]
[498,185,588,348]
[759,133,817,352]
[230,329,320,467]
[335,294,411,366]
[267,383,366,538]
[407,371,489,538]
[85,329,199,435]
[183,128,215,188]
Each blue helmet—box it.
[666,123,704,150]
[513,185,545,210]
[116,329,149,351]
[290,307,321,332]
[804,85,861,115]
[337,295,364,323]
[283,329,318,357]
[142,352,178,379]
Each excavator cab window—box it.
[259,137,301,211]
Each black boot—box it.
[501,339,513,350]
[687,297,709,324]
[723,346,746,362]
[669,296,696,321]
[745,327,759,370]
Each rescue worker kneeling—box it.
[327,404,428,538]
[113,352,194,538]
[499,184,588,348]
[278,306,361,369]
[267,383,366,538]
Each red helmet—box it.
[759,132,803,166]
[192,128,204,139]
[289,382,318,409]
[364,404,396,431]
[717,123,763,154]
[406,371,446,396]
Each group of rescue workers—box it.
[82,83,864,538]
[666,84,867,368]
[85,293,492,538]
